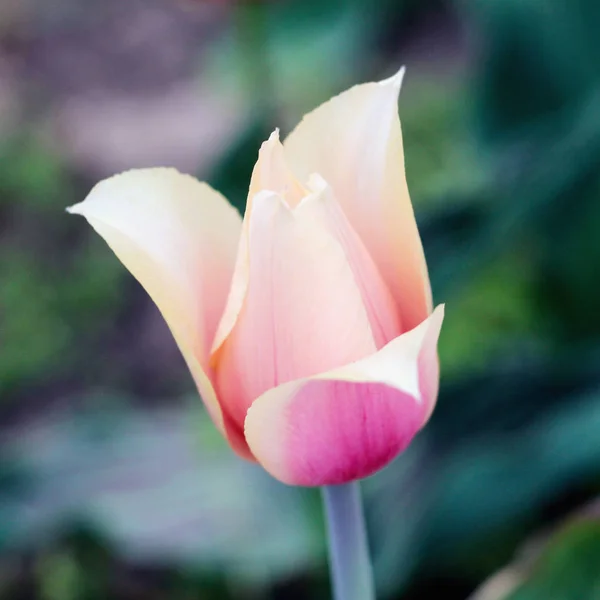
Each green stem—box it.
[322,483,376,600]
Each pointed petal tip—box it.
[260,129,281,152]
[65,203,81,215]
[256,129,286,164]
[410,303,444,360]
[429,303,445,333]
[432,302,445,320]
[380,66,406,90]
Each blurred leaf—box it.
[437,253,540,375]
[471,513,600,600]
[0,399,324,586]
[535,172,600,340]
[38,552,80,600]
[505,519,600,600]
[424,88,600,321]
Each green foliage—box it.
[471,515,600,600]
[506,519,600,600]
[0,251,72,389]
[0,136,124,394]
[0,134,69,210]
[438,254,540,375]
[402,78,485,204]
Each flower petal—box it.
[244,305,444,486]
[284,69,432,331]
[213,190,377,431]
[67,168,247,453]
[248,129,307,208]
[211,130,307,356]
[296,175,402,347]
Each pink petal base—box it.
[256,380,425,486]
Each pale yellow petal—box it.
[284,69,433,331]
[68,168,243,447]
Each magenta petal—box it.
[280,380,424,486]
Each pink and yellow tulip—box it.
[68,69,444,486]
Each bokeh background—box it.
[1,0,600,598]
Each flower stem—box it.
[322,483,375,600]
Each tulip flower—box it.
[68,69,443,489]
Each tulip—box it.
[68,68,444,488]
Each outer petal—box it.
[67,168,247,453]
[211,130,306,355]
[213,190,377,431]
[244,305,444,486]
[284,69,432,331]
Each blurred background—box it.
[1,0,600,598]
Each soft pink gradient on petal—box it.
[244,306,444,486]
[67,168,249,455]
[211,131,307,357]
[296,175,402,347]
[214,190,377,431]
[284,69,433,331]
